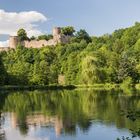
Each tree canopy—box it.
[61,26,75,36]
[1,23,140,85]
[37,34,53,41]
[17,28,28,41]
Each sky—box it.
[0,0,140,46]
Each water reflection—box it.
[0,89,140,140]
[0,112,5,140]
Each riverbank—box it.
[0,85,76,91]
[76,83,119,90]
[0,83,139,91]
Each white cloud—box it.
[0,40,9,47]
[0,9,47,37]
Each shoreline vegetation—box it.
[1,24,140,88]
[0,85,76,91]
[0,83,140,91]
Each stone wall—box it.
[0,47,10,52]
[0,27,71,50]
[23,39,56,49]
[9,36,19,49]
[22,35,70,49]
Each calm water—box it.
[0,89,140,140]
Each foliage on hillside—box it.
[1,23,140,85]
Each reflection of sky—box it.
[2,114,139,140]
[29,125,140,140]
[4,125,50,140]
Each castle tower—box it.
[9,36,19,49]
[53,27,61,37]
[53,27,62,43]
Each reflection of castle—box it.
[0,113,5,140]
[11,113,63,137]
[0,27,71,51]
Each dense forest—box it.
[1,23,140,86]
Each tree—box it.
[30,61,49,85]
[80,55,100,85]
[61,26,75,36]
[117,56,138,83]
[0,55,7,85]
[2,23,140,86]
[74,29,92,43]
[30,36,36,40]
[17,28,28,41]
[37,34,53,41]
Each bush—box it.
[120,77,133,89]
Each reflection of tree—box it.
[18,122,29,135]
[1,90,140,136]
[117,110,140,140]
[3,93,29,135]
[0,92,8,140]
[0,112,5,140]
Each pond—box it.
[0,89,139,140]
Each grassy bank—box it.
[76,83,119,90]
[0,83,139,91]
[0,84,119,91]
[0,85,76,91]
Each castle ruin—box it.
[0,27,71,51]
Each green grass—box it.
[76,83,119,90]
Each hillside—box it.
[0,23,140,86]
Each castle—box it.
[0,27,71,51]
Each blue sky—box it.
[0,0,140,43]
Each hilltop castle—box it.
[0,27,71,51]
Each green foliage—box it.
[80,55,100,84]
[17,28,28,41]
[37,34,53,41]
[117,109,140,140]
[1,23,140,86]
[1,45,58,85]
[61,26,75,36]
[71,29,92,43]
[120,77,133,90]
[117,56,137,83]
[30,36,36,40]
[0,55,7,85]
[135,84,140,90]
